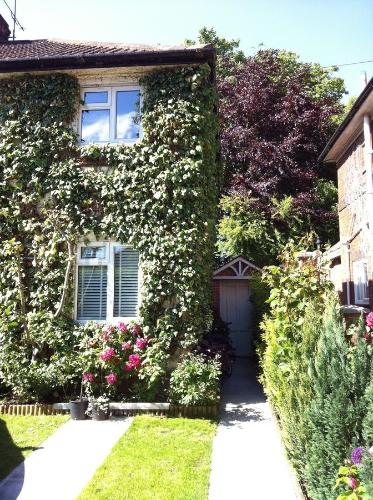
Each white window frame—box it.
[79,85,143,145]
[75,241,141,323]
[353,259,369,305]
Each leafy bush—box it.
[194,315,234,376]
[260,240,373,499]
[0,312,82,402]
[79,321,149,400]
[169,353,221,405]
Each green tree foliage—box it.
[184,26,245,78]
[217,194,305,266]
[334,95,357,126]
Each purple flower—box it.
[351,446,365,465]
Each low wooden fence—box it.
[0,404,59,416]
[0,402,220,419]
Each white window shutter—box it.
[113,247,139,317]
[77,265,108,320]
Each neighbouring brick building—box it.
[320,76,373,313]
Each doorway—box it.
[219,280,253,357]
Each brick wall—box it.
[336,132,372,308]
[212,280,220,314]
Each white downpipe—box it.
[364,113,373,244]
[346,243,351,305]
[364,114,373,308]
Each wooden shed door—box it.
[219,280,252,357]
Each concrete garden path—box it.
[208,359,301,500]
[0,417,132,500]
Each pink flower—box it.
[128,353,141,368]
[82,372,94,383]
[349,477,357,490]
[102,325,115,335]
[366,312,373,329]
[121,341,132,351]
[123,363,134,372]
[136,337,148,350]
[100,347,116,362]
[118,322,128,333]
[106,373,117,385]
[365,332,371,343]
[132,324,142,336]
[101,332,110,343]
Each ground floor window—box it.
[353,259,369,304]
[76,241,140,322]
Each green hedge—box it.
[260,242,373,499]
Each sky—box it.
[2,0,373,100]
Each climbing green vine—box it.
[0,65,219,401]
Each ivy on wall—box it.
[0,65,219,400]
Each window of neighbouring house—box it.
[80,87,141,144]
[353,260,369,304]
[76,242,140,321]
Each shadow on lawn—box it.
[0,418,26,499]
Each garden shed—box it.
[212,256,261,357]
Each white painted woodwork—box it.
[219,280,252,357]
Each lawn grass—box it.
[79,416,217,500]
[0,414,69,481]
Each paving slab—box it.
[208,359,301,500]
[0,417,132,500]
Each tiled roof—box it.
[0,38,210,61]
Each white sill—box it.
[79,140,140,147]
[76,317,138,325]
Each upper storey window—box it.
[80,87,141,144]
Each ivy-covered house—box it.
[0,14,220,401]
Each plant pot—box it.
[70,399,88,420]
[91,404,109,421]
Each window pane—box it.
[81,109,110,143]
[114,247,139,317]
[116,90,140,140]
[81,246,106,259]
[84,91,108,104]
[354,261,368,301]
[77,266,107,320]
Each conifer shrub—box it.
[260,241,373,499]
[304,297,356,500]
[260,241,331,475]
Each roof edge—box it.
[0,45,216,73]
[319,76,373,164]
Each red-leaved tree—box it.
[219,49,344,230]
